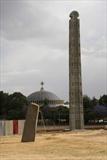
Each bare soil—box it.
[0,130,107,160]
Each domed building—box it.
[27,82,64,107]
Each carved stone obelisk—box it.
[69,11,84,130]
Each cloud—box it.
[0,0,107,100]
[0,0,67,51]
[82,55,107,97]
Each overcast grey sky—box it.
[0,0,107,101]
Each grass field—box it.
[0,130,107,160]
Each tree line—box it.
[0,91,28,120]
[0,91,107,125]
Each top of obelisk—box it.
[69,11,79,18]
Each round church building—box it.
[27,82,64,107]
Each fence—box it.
[0,120,106,136]
[0,120,69,136]
[0,120,25,136]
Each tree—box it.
[7,92,28,119]
[56,106,69,124]
[83,95,94,124]
[91,97,98,107]
[99,95,107,106]
[0,91,28,120]
[40,105,69,125]
[43,98,49,106]
[0,91,9,119]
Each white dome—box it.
[27,89,61,102]
[27,82,64,107]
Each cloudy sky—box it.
[0,0,107,101]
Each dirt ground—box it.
[0,130,107,160]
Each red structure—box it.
[13,120,18,134]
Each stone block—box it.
[21,103,39,142]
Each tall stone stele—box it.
[69,11,84,130]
